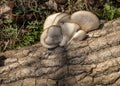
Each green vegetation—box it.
[94,3,120,20]
[0,0,120,52]
[19,21,43,47]
[0,0,49,52]
[0,19,43,51]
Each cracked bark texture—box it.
[0,18,120,86]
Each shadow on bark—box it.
[0,18,120,86]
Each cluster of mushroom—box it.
[40,11,100,49]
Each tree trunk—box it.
[0,18,120,86]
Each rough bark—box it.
[0,18,120,86]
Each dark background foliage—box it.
[0,0,120,52]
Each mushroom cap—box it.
[71,11,100,32]
[43,13,60,29]
[60,22,80,37]
[59,22,80,46]
[44,13,70,30]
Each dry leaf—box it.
[0,1,14,19]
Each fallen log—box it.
[0,18,120,86]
